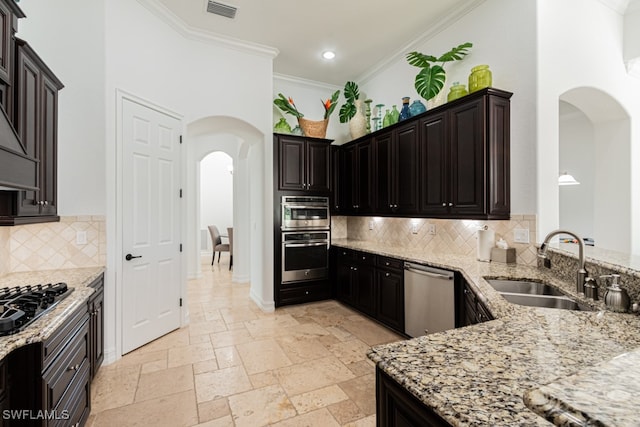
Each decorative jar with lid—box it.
[447,82,469,102]
[274,117,292,134]
[409,100,426,116]
[468,64,492,93]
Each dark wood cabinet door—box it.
[355,140,374,213]
[90,289,104,379]
[395,122,419,214]
[14,45,41,215]
[419,112,448,215]
[354,263,375,316]
[330,146,342,213]
[374,131,394,214]
[336,262,355,305]
[449,98,485,216]
[40,73,59,215]
[376,269,404,332]
[306,140,330,192]
[343,145,356,213]
[278,136,305,191]
[486,95,511,217]
[377,368,450,427]
[0,0,11,84]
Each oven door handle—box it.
[283,242,329,248]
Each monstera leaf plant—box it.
[406,42,472,101]
[338,81,360,123]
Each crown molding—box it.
[357,0,486,85]
[135,0,279,58]
[597,0,631,14]
[273,73,341,91]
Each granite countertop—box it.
[332,239,640,426]
[0,267,105,362]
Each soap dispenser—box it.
[602,274,630,313]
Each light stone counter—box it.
[0,267,105,362]
[331,239,640,426]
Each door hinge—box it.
[180,244,183,252]
[179,135,183,144]
[179,298,182,307]
[179,188,183,198]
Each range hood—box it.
[0,106,37,191]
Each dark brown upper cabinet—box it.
[374,121,419,215]
[276,133,331,193]
[419,89,511,219]
[0,39,64,225]
[343,139,374,214]
[338,87,511,220]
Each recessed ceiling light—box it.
[322,51,336,60]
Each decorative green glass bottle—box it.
[274,117,292,134]
[382,109,393,128]
[390,105,400,124]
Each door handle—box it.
[125,254,142,261]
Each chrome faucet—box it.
[538,229,588,295]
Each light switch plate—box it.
[513,228,530,244]
[369,220,374,230]
[411,223,418,234]
[428,224,436,235]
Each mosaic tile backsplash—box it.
[334,214,538,266]
[0,216,106,273]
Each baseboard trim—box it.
[250,288,275,312]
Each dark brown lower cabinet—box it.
[458,277,494,327]
[334,248,405,334]
[88,276,104,379]
[376,367,450,427]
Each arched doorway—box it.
[559,87,631,253]
[184,116,274,312]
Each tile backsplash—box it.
[0,216,106,273]
[334,214,538,265]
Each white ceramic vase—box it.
[349,99,367,140]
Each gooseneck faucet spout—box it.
[538,229,587,294]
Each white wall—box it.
[18,0,277,362]
[200,151,234,246]
[559,103,595,239]
[17,0,106,215]
[537,0,640,253]
[357,0,538,215]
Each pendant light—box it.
[558,172,580,186]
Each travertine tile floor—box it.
[87,259,403,426]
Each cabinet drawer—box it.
[43,318,89,411]
[50,361,90,427]
[43,305,89,368]
[279,282,331,305]
[376,256,403,271]
[335,248,356,262]
[355,251,375,266]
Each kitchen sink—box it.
[486,279,566,297]
[484,278,593,311]
[499,293,592,311]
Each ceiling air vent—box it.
[206,1,237,19]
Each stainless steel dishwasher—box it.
[404,262,455,337]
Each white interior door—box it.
[121,98,182,354]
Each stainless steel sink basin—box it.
[499,293,592,311]
[484,278,593,311]
[486,279,566,297]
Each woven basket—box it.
[298,117,328,139]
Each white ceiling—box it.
[152,0,475,86]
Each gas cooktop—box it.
[0,282,74,336]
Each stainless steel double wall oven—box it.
[281,196,330,283]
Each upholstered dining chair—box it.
[208,225,229,265]
[227,227,233,270]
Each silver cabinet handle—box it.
[442,203,447,207]
[449,202,453,206]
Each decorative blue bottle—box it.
[399,97,412,121]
